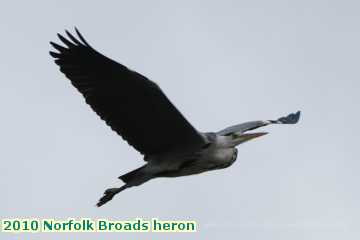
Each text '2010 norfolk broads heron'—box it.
[49,28,301,207]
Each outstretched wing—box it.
[50,28,205,156]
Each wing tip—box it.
[49,51,60,58]
[49,27,90,54]
[73,27,91,47]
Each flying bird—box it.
[49,28,301,207]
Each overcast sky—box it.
[1,0,360,239]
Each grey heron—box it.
[49,29,301,207]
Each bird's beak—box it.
[237,132,268,143]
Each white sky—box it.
[1,0,359,239]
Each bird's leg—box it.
[96,184,129,207]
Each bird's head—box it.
[217,122,269,147]
[224,131,268,147]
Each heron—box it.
[49,28,301,207]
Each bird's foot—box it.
[96,185,128,207]
[96,188,120,207]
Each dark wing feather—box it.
[50,28,205,156]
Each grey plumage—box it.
[50,29,301,207]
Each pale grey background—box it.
[1,0,359,239]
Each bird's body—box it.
[143,133,237,179]
[50,29,301,207]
